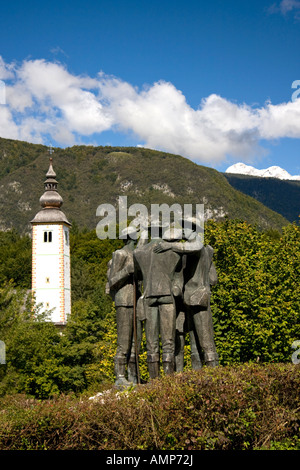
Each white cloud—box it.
[0,106,20,140]
[5,83,33,112]
[257,99,300,138]
[1,56,300,165]
[0,57,15,80]
[279,0,300,14]
[17,60,112,135]
[268,0,300,18]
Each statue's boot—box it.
[175,353,184,372]
[162,353,175,375]
[127,355,138,384]
[191,353,202,370]
[147,353,160,379]
[114,356,130,389]
[204,351,219,367]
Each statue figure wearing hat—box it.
[133,220,200,379]
[154,217,219,370]
[107,225,142,388]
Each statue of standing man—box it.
[133,222,183,379]
[154,217,219,370]
[107,226,141,388]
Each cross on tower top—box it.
[48,144,54,161]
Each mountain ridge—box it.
[224,172,300,224]
[0,137,289,233]
[226,162,300,181]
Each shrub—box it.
[0,363,298,450]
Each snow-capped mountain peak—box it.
[225,163,300,181]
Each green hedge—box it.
[205,220,300,364]
[0,364,299,450]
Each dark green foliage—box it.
[0,227,123,398]
[0,364,299,450]
[0,230,31,288]
[0,291,108,399]
[0,285,63,397]
[0,138,45,178]
[224,173,300,224]
[206,219,300,364]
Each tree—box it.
[205,220,300,364]
[0,230,31,288]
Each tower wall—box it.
[62,224,71,320]
[32,222,71,324]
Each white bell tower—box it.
[31,150,71,325]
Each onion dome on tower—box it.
[31,156,71,226]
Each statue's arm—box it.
[207,244,218,286]
[209,263,218,286]
[108,252,134,291]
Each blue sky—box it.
[0,0,300,174]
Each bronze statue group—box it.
[106,218,219,388]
